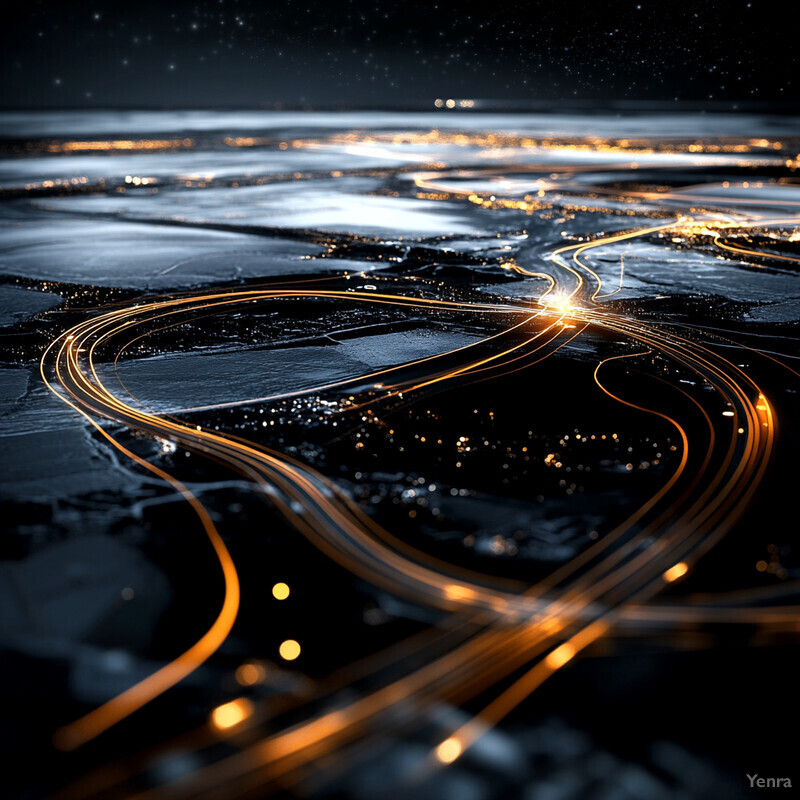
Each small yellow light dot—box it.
[272,582,290,600]
[210,698,253,730]
[436,737,462,763]
[279,639,301,661]
[663,562,689,583]
[545,642,576,669]
[756,560,768,572]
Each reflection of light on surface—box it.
[124,175,154,186]
[48,138,193,153]
[279,640,301,661]
[436,737,462,763]
[663,562,689,583]
[272,582,290,600]
[156,436,176,454]
[211,698,253,730]
[545,643,576,669]
[544,294,574,315]
[236,662,266,686]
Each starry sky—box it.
[1,0,797,109]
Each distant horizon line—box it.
[2,98,799,116]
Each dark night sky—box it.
[1,0,797,109]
